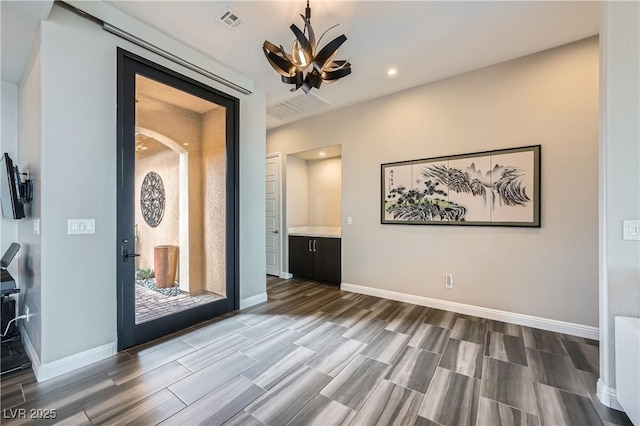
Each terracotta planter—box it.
[154,245,179,288]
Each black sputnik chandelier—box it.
[263,0,351,94]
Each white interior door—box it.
[266,154,281,276]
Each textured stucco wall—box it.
[202,107,226,296]
[134,148,180,276]
[136,91,204,293]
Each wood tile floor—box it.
[0,276,633,426]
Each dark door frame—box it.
[116,48,240,351]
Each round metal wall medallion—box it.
[141,172,165,227]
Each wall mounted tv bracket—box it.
[19,171,33,203]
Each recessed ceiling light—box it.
[319,151,326,157]
[387,68,397,76]
[183,143,189,146]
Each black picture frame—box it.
[381,145,541,227]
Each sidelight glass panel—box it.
[133,75,227,324]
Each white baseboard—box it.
[240,292,268,309]
[21,328,116,382]
[597,379,623,411]
[341,282,599,340]
[20,328,40,376]
[279,272,293,279]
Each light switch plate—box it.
[623,220,640,241]
[68,219,96,235]
[33,219,40,235]
[347,216,353,225]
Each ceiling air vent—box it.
[217,8,242,28]
[267,92,330,120]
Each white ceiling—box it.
[2,1,599,129]
[1,1,53,83]
[105,1,599,128]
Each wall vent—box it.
[267,93,330,119]
[217,8,242,28]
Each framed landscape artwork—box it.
[381,145,541,227]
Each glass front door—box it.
[117,49,239,350]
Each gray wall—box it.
[238,88,267,300]
[269,37,599,327]
[598,0,640,402]
[17,44,42,357]
[21,4,265,365]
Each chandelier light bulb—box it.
[297,49,307,66]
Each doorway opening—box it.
[133,126,223,324]
[283,145,342,284]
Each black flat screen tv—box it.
[0,153,25,219]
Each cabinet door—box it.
[289,236,314,279]
[313,237,341,284]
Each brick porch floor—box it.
[135,285,223,323]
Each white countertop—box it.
[288,226,342,238]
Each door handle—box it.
[122,249,140,262]
[308,239,312,252]
[122,250,140,262]
[121,239,140,262]
[313,240,317,252]
[271,230,279,234]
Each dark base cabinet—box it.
[289,236,341,285]
[289,236,314,279]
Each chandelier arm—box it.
[276,44,298,67]
[320,50,338,70]
[324,60,350,72]
[263,40,280,52]
[284,72,304,92]
[265,54,293,77]
[265,40,288,58]
[312,34,347,71]
[302,16,316,53]
[302,71,321,93]
[263,41,296,76]
[321,67,351,83]
[290,24,313,62]
[315,23,340,49]
[282,72,303,86]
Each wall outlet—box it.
[25,306,30,322]
[445,274,454,288]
